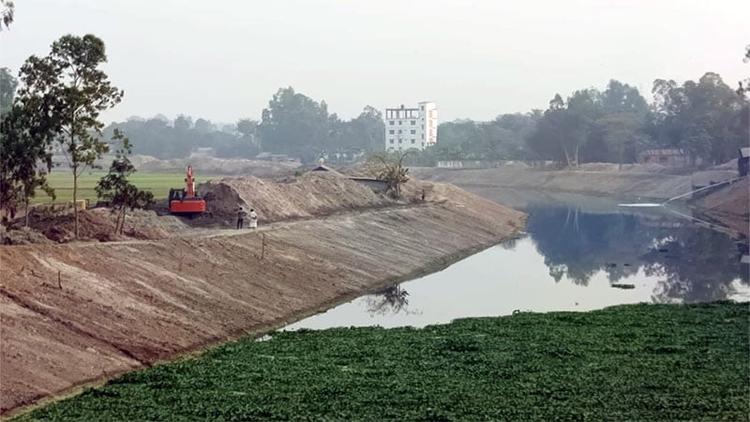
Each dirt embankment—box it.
[199,172,398,224]
[692,178,749,237]
[413,166,695,200]
[413,165,747,236]
[0,179,524,416]
[2,209,187,245]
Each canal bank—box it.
[0,182,524,416]
[413,166,748,238]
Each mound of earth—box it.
[24,208,186,243]
[0,226,52,245]
[198,171,401,224]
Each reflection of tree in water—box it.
[366,286,410,315]
[643,229,748,303]
[526,205,654,285]
[525,204,747,302]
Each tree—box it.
[259,87,332,161]
[367,151,410,199]
[739,45,750,97]
[651,73,748,165]
[527,93,594,167]
[95,130,154,235]
[17,34,123,238]
[0,68,17,116]
[0,103,56,224]
[597,113,643,169]
[0,0,13,30]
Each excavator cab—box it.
[169,166,207,215]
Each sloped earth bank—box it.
[413,166,695,199]
[198,172,395,225]
[0,186,524,416]
[693,177,749,237]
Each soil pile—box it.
[199,172,397,224]
[0,226,52,245]
[24,208,186,243]
[0,185,524,415]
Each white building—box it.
[384,102,437,152]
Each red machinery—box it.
[169,165,207,215]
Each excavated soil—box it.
[19,208,187,244]
[199,172,415,225]
[0,181,524,416]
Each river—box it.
[287,189,749,330]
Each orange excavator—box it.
[169,165,207,216]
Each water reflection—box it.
[525,204,749,302]
[286,202,748,330]
[366,286,411,315]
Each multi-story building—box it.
[384,102,437,152]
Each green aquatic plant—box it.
[16,302,749,421]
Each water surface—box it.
[287,194,749,330]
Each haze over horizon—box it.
[1,0,748,125]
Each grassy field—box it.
[32,171,215,204]
[16,302,749,421]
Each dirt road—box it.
[0,188,524,416]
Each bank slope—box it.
[0,184,524,415]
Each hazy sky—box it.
[2,0,748,124]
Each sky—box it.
[1,0,748,125]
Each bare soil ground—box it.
[198,172,397,225]
[414,164,740,200]
[0,178,524,416]
[693,177,749,237]
[413,166,695,200]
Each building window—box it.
[398,120,402,125]
[389,139,394,144]
[421,134,424,139]
[389,130,394,134]
[398,139,402,144]
[411,139,415,144]
[398,129,402,134]
[389,120,394,125]
[410,129,416,134]
[411,120,416,125]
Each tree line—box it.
[431,73,748,167]
[102,87,386,163]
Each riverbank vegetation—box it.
[17,302,748,421]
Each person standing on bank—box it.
[237,206,248,229]
[249,208,258,229]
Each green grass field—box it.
[16,302,749,421]
[32,171,216,204]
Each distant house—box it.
[637,149,692,167]
[739,147,749,177]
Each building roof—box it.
[638,148,685,156]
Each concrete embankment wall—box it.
[0,189,524,415]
